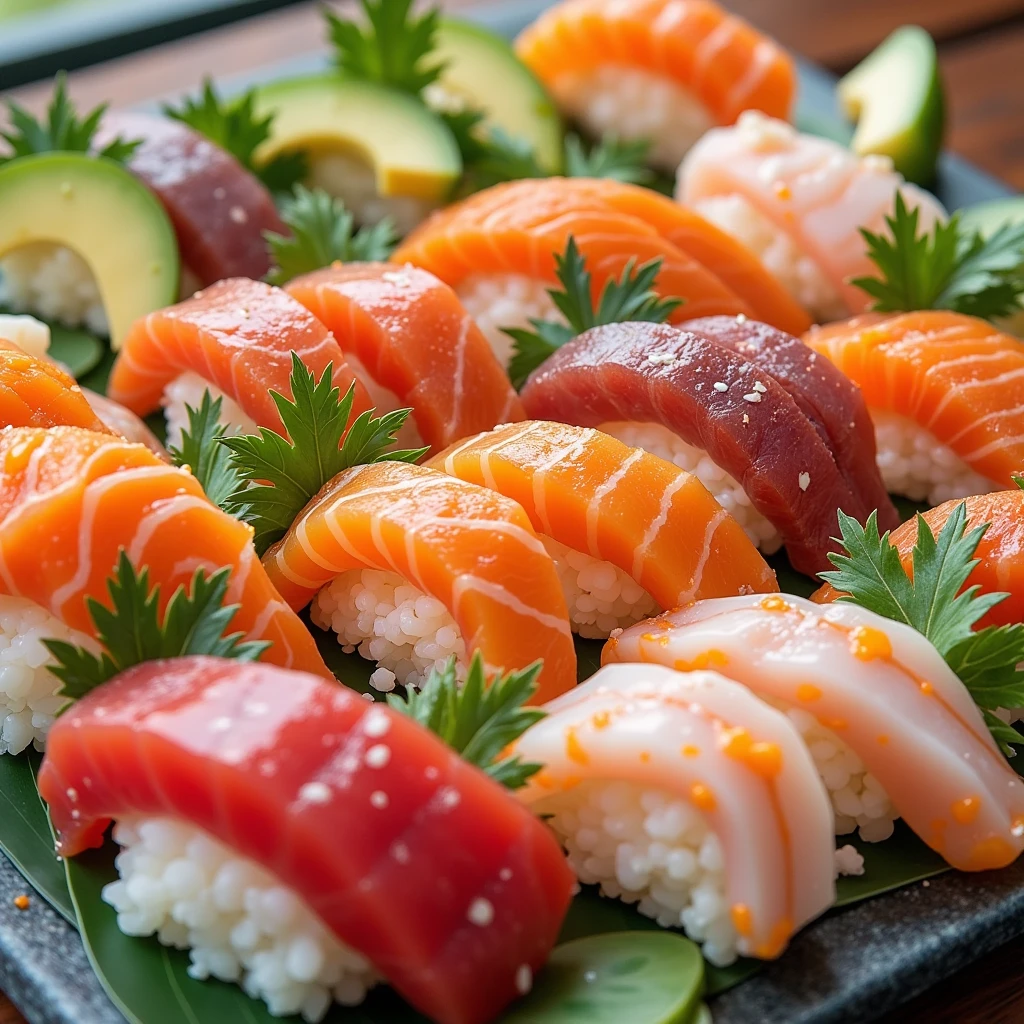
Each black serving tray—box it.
[0,2,1019,1022]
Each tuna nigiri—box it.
[286,262,523,452]
[520,319,898,575]
[805,311,1024,502]
[40,655,575,1024]
[515,0,797,173]
[677,111,947,321]
[429,420,776,637]
[263,460,577,701]
[393,177,806,365]
[510,663,836,965]
[0,426,328,753]
[814,490,1024,628]
[108,277,371,447]
[607,595,1024,868]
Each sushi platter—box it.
[1,1,1024,1023]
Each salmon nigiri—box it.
[395,177,777,367]
[108,277,371,447]
[0,426,328,754]
[607,595,1024,869]
[814,490,1024,628]
[429,420,776,638]
[515,0,796,173]
[805,311,1024,503]
[510,663,836,965]
[263,460,577,702]
[286,262,523,452]
[41,655,575,1024]
[677,112,946,321]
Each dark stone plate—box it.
[0,2,1016,1022]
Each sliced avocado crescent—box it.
[0,153,179,351]
[253,76,461,201]
[433,18,564,173]
[839,26,944,186]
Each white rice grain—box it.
[104,818,378,1022]
[311,569,466,690]
[0,596,97,755]
[601,420,782,553]
[162,371,259,451]
[872,409,995,505]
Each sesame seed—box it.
[361,691,376,701]
[798,472,811,491]
[425,765,440,780]
[229,205,248,224]
[71,810,80,820]
[467,897,494,926]
[742,392,762,403]
[363,708,391,738]
[752,381,767,393]
[713,381,728,392]
[742,413,750,424]
[299,781,331,804]
[438,786,461,810]
[646,352,676,366]
[922,880,930,887]
[515,964,533,995]
[499,868,513,881]
[365,743,391,768]
[370,790,389,809]
[736,313,748,324]
[66,788,78,802]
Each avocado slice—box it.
[959,197,1024,337]
[432,18,564,173]
[838,26,944,186]
[253,76,461,202]
[0,153,179,350]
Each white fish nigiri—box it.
[675,111,946,322]
[510,663,835,966]
[606,594,1024,870]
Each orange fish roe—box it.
[754,916,793,959]
[848,625,893,661]
[773,182,792,201]
[682,744,700,757]
[13,894,30,911]
[796,683,822,702]
[919,681,934,696]
[760,594,791,612]
[690,782,717,811]
[565,728,589,766]
[951,796,981,825]
[730,904,753,937]
[674,649,728,671]
[719,726,783,778]
[639,751,652,763]
[877,734,890,745]
[965,836,1016,871]
[591,710,611,730]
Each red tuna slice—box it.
[520,321,864,576]
[39,656,574,1024]
[98,112,285,285]
[685,315,899,532]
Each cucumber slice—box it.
[838,26,944,185]
[504,931,705,1023]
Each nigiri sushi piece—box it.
[606,594,1024,868]
[429,420,776,638]
[263,460,577,701]
[394,177,761,366]
[0,426,328,753]
[805,311,1024,503]
[509,662,836,965]
[676,111,947,321]
[520,319,898,575]
[814,490,1024,628]
[516,0,795,174]
[108,277,371,448]
[81,389,169,460]
[285,262,523,452]
[40,655,575,1024]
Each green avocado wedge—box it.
[838,26,944,185]
[253,76,461,202]
[0,153,179,350]
[433,18,564,173]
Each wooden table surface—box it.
[2,1,1024,1022]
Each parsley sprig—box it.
[388,653,545,788]
[563,134,653,185]
[821,506,1024,754]
[503,236,684,388]
[220,354,426,555]
[164,79,306,193]
[44,551,268,701]
[264,186,397,286]
[852,193,1024,321]
[167,391,244,510]
[0,71,139,166]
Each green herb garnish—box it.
[220,353,426,555]
[388,653,545,788]
[503,236,684,388]
[0,71,139,166]
[326,0,444,95]
[852,192,1024,321]
[564,134,653,185]
[264,186,397,286]
[167,391,244,510]
[44,551,268,700]
[163,79,306,193]
[821,505,1024,754]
